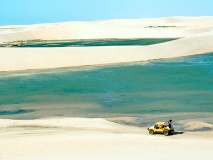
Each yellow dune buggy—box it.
[147,122,174,136]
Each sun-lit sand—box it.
[0,17,213,159]
[0,118,213,160]
[1,17,213,71]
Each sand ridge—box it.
[0,17,213,71]
[0,118,212,160]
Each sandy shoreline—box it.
[0,118,213,160]
[1,17,213,71]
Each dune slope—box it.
[0,17,213,71]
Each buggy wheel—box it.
[163,130,170,136]
[149,129,154,135]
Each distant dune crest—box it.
[0,17,213,71]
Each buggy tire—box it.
[163,130,170,136]
[149,129,154,135]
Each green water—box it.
[17,38,178,47]
[0,53,212,119]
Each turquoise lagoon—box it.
[0,52,212,122]
[17,38,177,47]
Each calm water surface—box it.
[0,53,212,119]
[17,38,178,47]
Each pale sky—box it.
[0,0,213,25]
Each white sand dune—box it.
[0,17,213,71]
[0,118,124,130]
[0,118,212,160]
[184,121,213,130]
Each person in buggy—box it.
[165,119,172,128]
